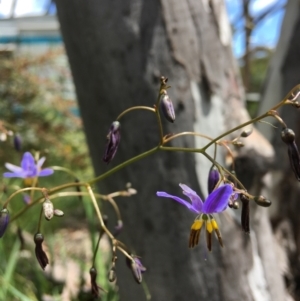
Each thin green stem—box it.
[163,131,213,144]
[92,232,102,266]
[3,187,44,208]
[116,106,155,121]
[202,113,269,151]
[203,84,300,152]
[49,166,79,179]
[86,185,114,240]
[88,146,159,185]
[201,152,246,190]
[37,207,43,233]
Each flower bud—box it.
[160,94,175,123]
[254,195,271,207]
[43,199,54,221]
[240,194,250,233]
[108,266,117,282]
[281,128,300,180]
[0,208,9,238]
[240,128,253,138]
[54,209,64,217]
[34,233,49,270]
[114,220,123,237]
[90,267,103,298]
[126,256,146,284]
[281,128,295,144]
[287,142,300,180]
[232,201,239,209]
[13,134,22,152]
[103,121,121,164]
[207,168,220,194]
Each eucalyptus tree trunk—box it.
[257,0,300,300]
[55,0,287,300]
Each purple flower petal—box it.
[156,191,199,213]
[37,157,46,169]
[39,168,54,177]
[3,172,26,178]
[21,152,35,170]
[179,183,203,212]
[4,163,24,173]
[202,184,233,214]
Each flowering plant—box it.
[1,76,300,299]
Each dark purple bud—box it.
[13,134,22,152]
[0,208,9,238]
[126,256,146,284]
[160,94,175,123]
[43,199,54,221]
[281,128,295,144]
[287,142,300,180]
[254,195,271,207]
[103,121,121,164]
[90,267,104,298]
[240,194,250,233]
[34,233,49,270]
[281,128,300,180]
[208,168,220,194]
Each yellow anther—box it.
[206,220,213,233]
[211,219,219,230]
[191,220,203,230]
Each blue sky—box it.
[226,0,287,57]
[0,0,287,58]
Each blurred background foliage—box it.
[0,49,118,301]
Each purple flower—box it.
[156,183,233,250]
[3,152,53,179]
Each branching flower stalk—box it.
[2,76,300,296]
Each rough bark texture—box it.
[55,0,286,300]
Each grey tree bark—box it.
[257,0,300,300]
[55,0,287,300]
